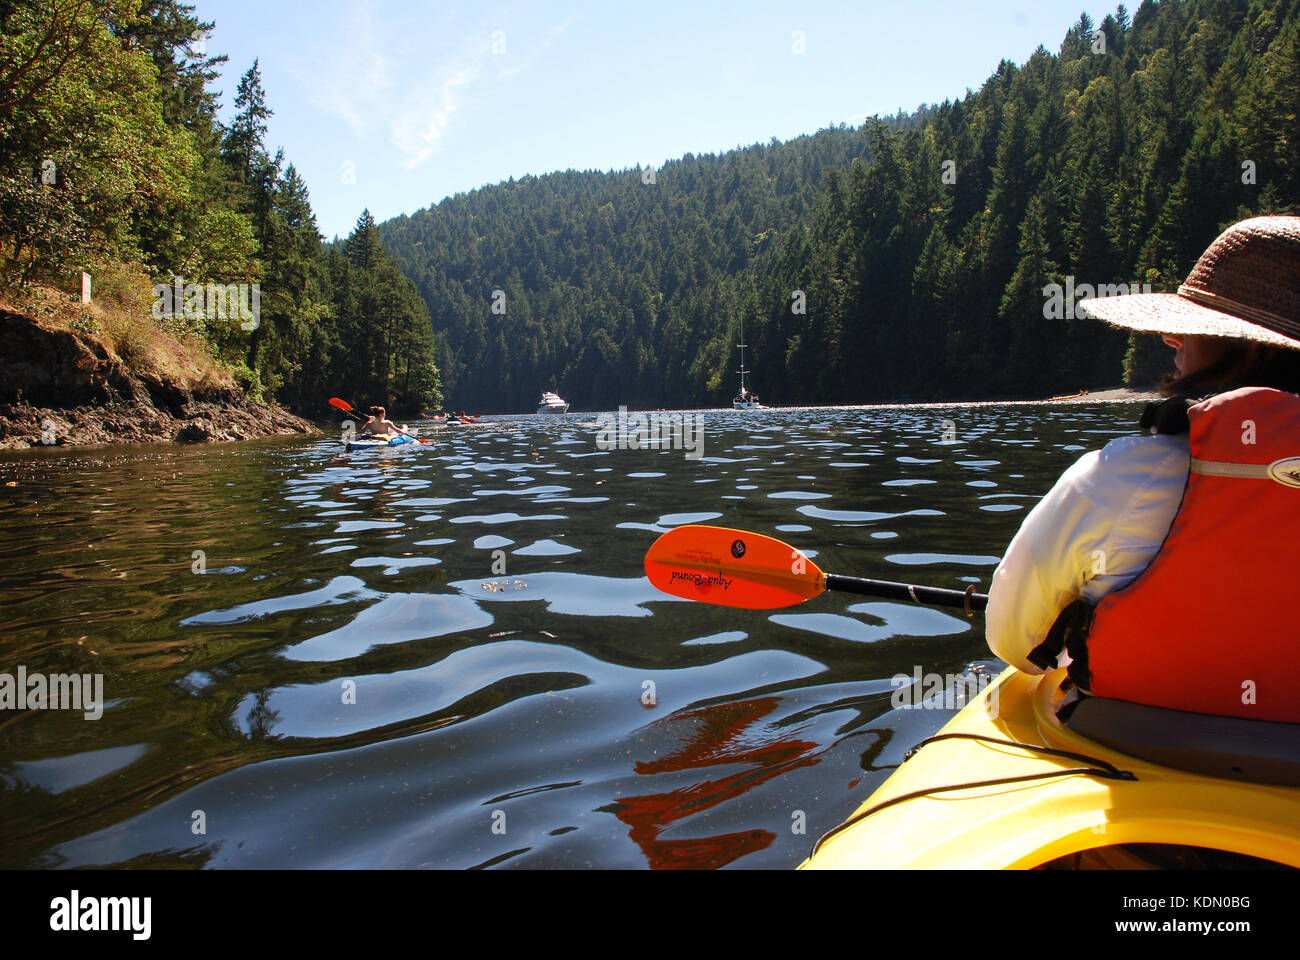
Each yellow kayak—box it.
[801,667,1300,869]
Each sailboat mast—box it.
[737,319,750,394]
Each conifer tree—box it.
[224,59,272,186]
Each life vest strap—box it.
[1189,458,1273,478]
[1028,598,1095,673]
[1138,385,1241,436]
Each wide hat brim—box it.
[1079,292,1300,351]
[1077,216,1300,352]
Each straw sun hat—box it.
[1078,216,1300,352]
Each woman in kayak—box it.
[360,406,407,438]
[985,216,1300,723]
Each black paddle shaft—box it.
[823,573,988,616]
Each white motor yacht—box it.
[538,391,569,414]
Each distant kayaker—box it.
[986,216,1300,722]
[360,406,407,437]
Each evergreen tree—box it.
[223,59,272,185]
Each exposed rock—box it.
[175,421,213,443]
[0,309,318,447]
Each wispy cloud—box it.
[391,61,482,168]
[299,4,576,169]
[496,16,577,81]
[300,0,394,136]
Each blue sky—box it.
[196,1,1114,238]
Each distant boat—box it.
[733,320,767,409]
[538,391,569,414]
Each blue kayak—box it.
[345,433,416,451]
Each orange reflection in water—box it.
[611,696,820,869]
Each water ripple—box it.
[0,401,1149,869]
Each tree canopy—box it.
[383,0,1300,409]
[0,1,441,416]
[6,1,1299,415]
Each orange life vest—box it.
[1078,386,1300,722]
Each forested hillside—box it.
[384,0,1300,410]
[378,122,925,410]
[0,1,441,417]
[7,1,1297,417]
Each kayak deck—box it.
[801,667,1300,869]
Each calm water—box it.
[0,402,1145,869]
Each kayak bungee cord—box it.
[808,733,1138,859]
[904,732,1139,776]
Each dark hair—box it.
[1160,340,1300,397]
[369,405,386,417]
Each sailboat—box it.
[732,319,766,409]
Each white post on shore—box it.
[80,272,91,304]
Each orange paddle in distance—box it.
[645,525,987,616]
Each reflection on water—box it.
[0,402,1146,868]
[610,697,816,870]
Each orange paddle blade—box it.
[329,397,354,412]
[644,525,825,609]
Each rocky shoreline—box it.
[0,309,317,449]
[1044,386,1161,403]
